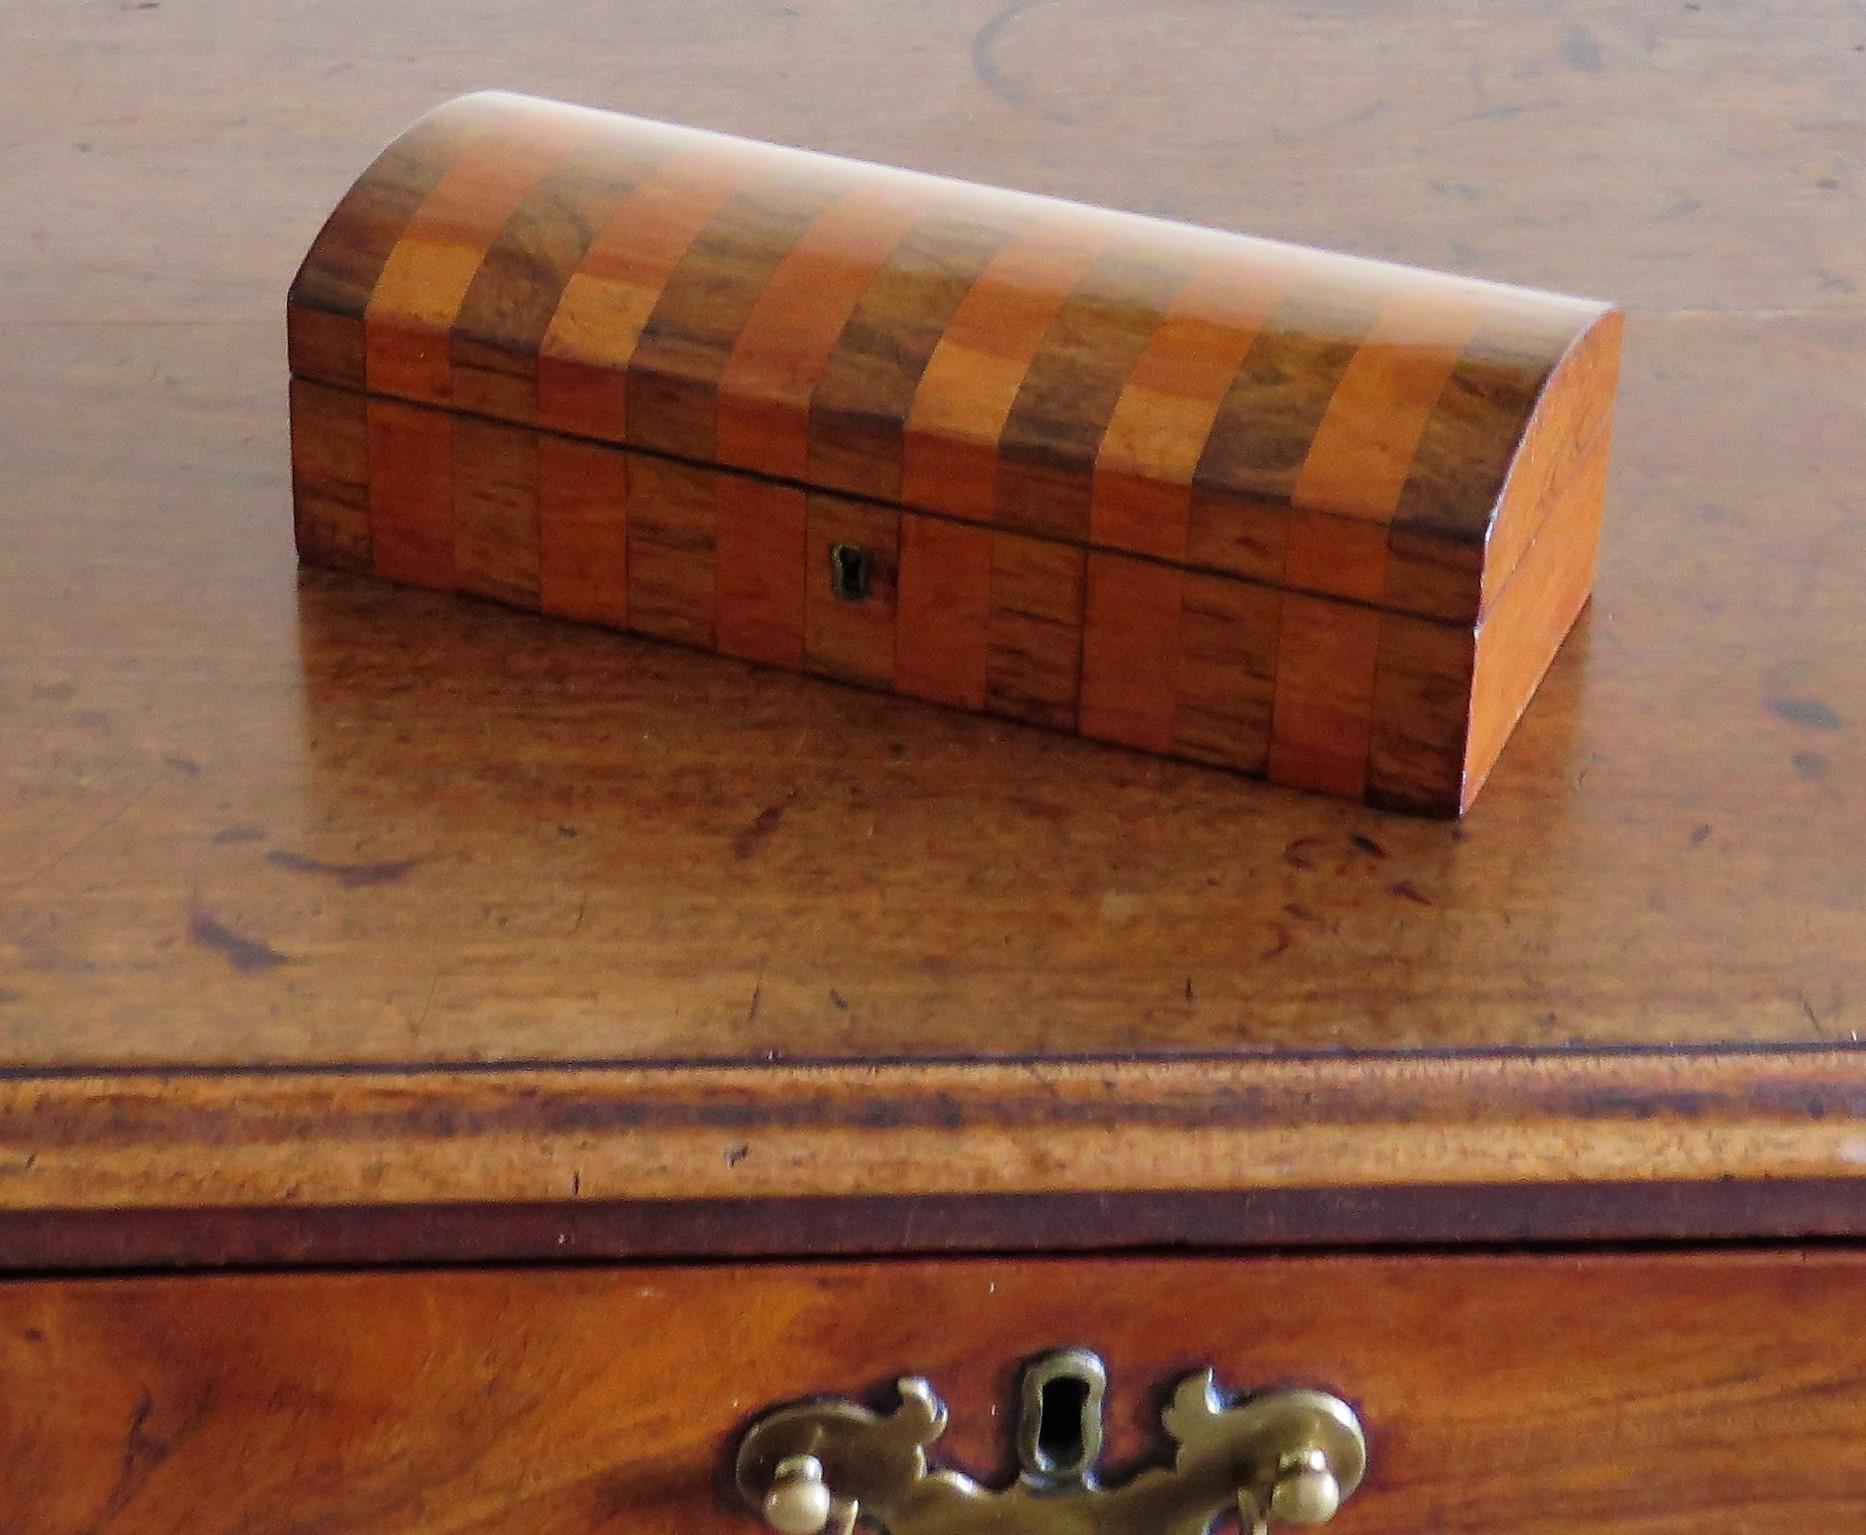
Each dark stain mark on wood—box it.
[264,850,420,887]
[100,1388,187,1523]
[0,989,18,1005]
[1429,179,1487,204]
[1391,880,1434,906]
[15,1064,1866,1152]
[732,803,787,861]
[1328,98,1389,134]
[19,938,99,977]
[571,1170,581,1197]
[1690,823,1712,846]
[1464,103,1524,123]
[1792,751,1829,779]
[725,1143,750,1167]
[162,756,202,776]
[1284,836,1328,871]
[1183,977,1196,1002]
[1770,695,1843,730]
[971,0,1046,107]
[828,988,850,1011]
[1351,834,1388,859]
[189,912,289,974]
[211,825,265,845]
[1560,20,1606,72]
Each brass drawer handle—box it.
[735,1347,1366,1535]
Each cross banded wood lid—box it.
[287,90,1617,625]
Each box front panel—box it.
[291,387,1482,813]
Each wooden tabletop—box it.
[2,0,1863,1255]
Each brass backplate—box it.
[735,1351,1366,1535]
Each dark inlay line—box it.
[1190,280,1386,508]
[1380,307,1583,621]
[996,247,1197,544]
[292,100,510,317]
[807,211,1020,505]
[1389,307,1574,543]
[1174,574,1281,774]
[288,98,514,387]
[3,1034,1863,1084]
[987,537,1086,729]
[625,178,847,464]
[449,131,674,422]
[5,1182,1862,1273]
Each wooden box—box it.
[287,91,1622,814]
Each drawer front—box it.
[3,1251,1861,1533]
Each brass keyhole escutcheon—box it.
[828,543,870,602]
[1018,1347,1105,1485]
[736,1348,1367,1535]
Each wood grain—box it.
[537,433,629,626]
[895,514,994,709]
[6,1253,1866,1533]
[1,1050,1863,1224]
[2,0,1864,1253]
[287,378,371,574]
[1267,595,1383,799]
[12,1178,1866,1271]
[452,416,540,609]
[1080,553,1183,753]
[984,529,1087,730]
[285,93,515,389]
[365,397,455,588]
[715,477,807,666]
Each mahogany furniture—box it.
[287,92,1622,814]
[3,2,1864,1532]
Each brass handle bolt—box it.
[1270,1447,1344,1525]
[762,1456,832,1535]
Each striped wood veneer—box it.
[288,91,1622,814]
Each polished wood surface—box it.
[6,1251,1866,1533]
[4,1049,1866,1264]
[289,92,1616,812]
[3,1,1864,1243]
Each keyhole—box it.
[829,543,870,602]
[1034,1375,1091,1474]
[1017,1349,1106,1485]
